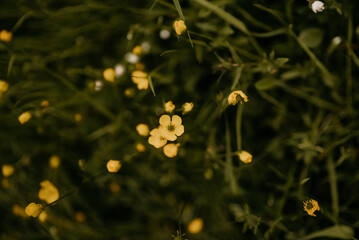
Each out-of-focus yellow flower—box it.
[0,30,12,42]
[303,199,320,217]
[13,204,27,218]
[228,90,249,105]
[38,211,48,222]
[2,164,14,178]
[132,45,143,56]
[188,218,204,234]
[25,203,43,218]
[38,180,60,204]
[131,70,148,90]
[109,181,121,193]
[174,20,187,35]
[124,88,135,98]
[106,160,122,173]
[164,101,175,113]
[148,128,167,148]
[0,80,9,97]
[103,68,116,82]
[236,151,252,164]
[18,111,32,124]
[182,102,194,114]
[163,143,180,158]
[74,113,82,122]
[49,155,61,169]
[136,123,150,136]
[40,100,50,107]
[136,143,146,152]
[75,212,86,222]
[159,115,184,141]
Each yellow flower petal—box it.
[38,180,60,204]
[106,160,122,173]
[25,203,43,218]
[237,151,252,164]
[136,123,150,136]
[174,20,187,35]
[171,115,182,126]
[131,70,147,84]
[163,143,179,158]
[2,164,14,178]
[159,115,171,126]
[174,125,184,137]
[164,101,175,113]
[182,102,194,114]
[103,68,116,82]
[18,111,32,124]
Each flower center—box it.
[167,124,175,132]
[306,202,313,210]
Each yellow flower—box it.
[136,123,150,136]
[0,30,12,42]
[174,20,187,35]
[13,204,27,218]
[237,151,252,164]
[0,80,9,97]
[103,68,116,82]
[49,155,61,169]
[74,113,82,122]
[148,128,167,148]
[18,111,32,124]
[38,180,60,204]
[163,143,180,158]
[40,100,50,107]
[159,115,184,141]
[25,203,43,218]
[106,160,122,173]
[136,143,146,152]
[38,211,48,222]
[187,218,204,234]
[182,102,194,114]
[303,199,320,217]
[228,90,249,105]
[131,70,149,90]
[164,101,175,113]
[132,45,143,56]
[2,164,14,178]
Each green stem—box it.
[236,104,243,151]
[346,10,353,112]
[326,155,339,220]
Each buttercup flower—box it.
[237,151,252,164]
[182,102,194,114]
[188,218,204,234]
[49,155,61,169]
[18,111,32,124]
[311,1,325,13]
[228,90,249,105]
[0,80,9,97]
[25,203,43,218]
[148,128,167,148]
[131,70,149,90]
[132,45,143,56]
[174,20,187,35]
[0,30,12,42]
[13,204,26,218]
[163,143,180,158]
[2,164,15,178]
[103,68,116,82]
[106,160,122,173]
[136,123,150,136]
[136,143,146,152]
[164,101,175,113]
[303,199,320,217]
[159,115,184,141]
[38,211,48,222]
[38,180,60,204]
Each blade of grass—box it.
[173,0,193,47]
[346,10,353,112]
[225,113,239,195]
[327,155,339,220]
[148,75,156,96]
[7,55,16,78]
[253,4,286,26]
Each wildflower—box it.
[136,123,150,136]
[25,203,43,218]
[49,155,61,169]
[311,1,325,13]
[38,211,48,222]
[148,128,167,148]
[0,80,9,97]
[187,218,204,234]
[182,102,194,114]
[236,151,252,164]
[174,20,187,35]
[0,30,12,42]
[2,165,14,178]
[40,100,50,107]
[163,143,180,158]
[132,45,143,56]
[74,113,82,122]
[136,143,146,152]
[228,90,249,105]
[38,180,60,204]
[103,68,116,82]
[18,111,32,124]
[13,204,26,218]
[164,101,175,113]
[303,199,320,217]
[159,115,184,141]
[131,70,149,90]
[106,160,122,173]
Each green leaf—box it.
[298,225,354,240]
[300,178,310,185]
[299,28,324,48]
[255,78,278,90]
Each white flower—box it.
[311,1,325,13]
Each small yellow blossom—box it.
[188,218,204,234]
[74,113,82,122]
[38,211,48,222]
[131,70,149,90]
[25,203,43,218]
[303,199,320,217]
[49,155,61,169]
[163,143,180,158]
[13,204,27,218]
[2,164,15,178]
[228,90,249,105]
[237,151,252,164]
[38,180,60,204]
[103,68,116,82]
[40,100,50,107]
[18,111,32,124]
[136,143,146,152]
[0,80,9,97]
[0,30,12,42]
[136,123,150,136]
[106,160,122,173]
[159,115,184,141]
[182,102,194,114]
[174,20,187,35]
[132,45,143,56]
[75,212,86,222]
[164,101,175,113]
[148,128,167,148]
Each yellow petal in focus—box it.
[174,20,187,35]
[163,143,180,158]
[164,101,175,113]
[182,102,194,114]
[237,151,252,164]
[303,199,320,217]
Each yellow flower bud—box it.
[136,143,146,152]
[38,211,48,222]
[74,113,82,122]
[164,101,175,113]
[2,164,14,178]
[25,203,43,218]
[174,20,187,35]
[136,123,150,136]
[0,80,9,97]
[0,30,12,42]
[163,143,180,158]
[75,212,86,222]
[18,111,32,124]
[237,150,252,164]
[38,180,60,204]
[49,155,61,169]
[106,160,122,173]
[132,45,143,56]
[40,100,50,107]
[103,68,116,82]
[182,102,194,114]
[187,218,204,234]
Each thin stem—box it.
[327,155,339,220]
[236,104,244,151]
